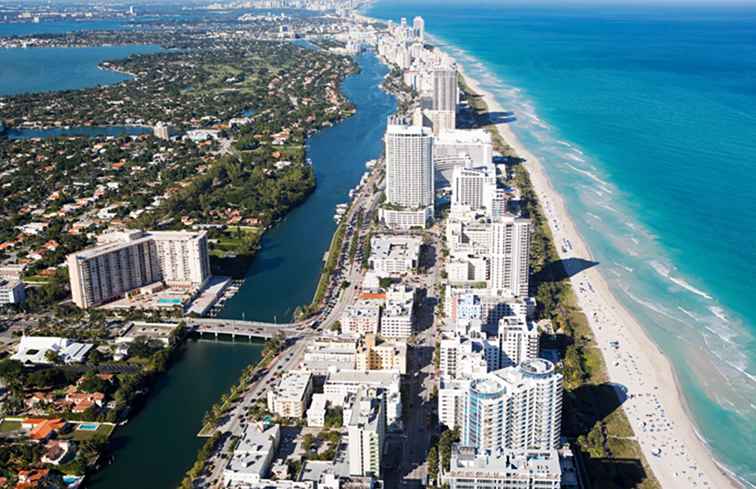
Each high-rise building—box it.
[497,316,540,368]
[462,359,563,452]
[347,388,386,477]
[381,121,434,229]
[67,230,210,309]
[450,164,498,215]
[433,68,458,112]
[412,16,425,42]
[489,215,531,297]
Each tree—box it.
[427,446,439,485]
[45,350,60,364]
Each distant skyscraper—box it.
[489,215,531,297]
[382,120,434,228]
[412,16,425,42]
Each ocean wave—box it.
[650,261,713,300]
[677,306,699,321]
[621,287,687,324]
[613,261,634,273]
[709,306,729,322]
[563,162,614,192]
[586,212,602,222]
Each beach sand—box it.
[456,65,740,489]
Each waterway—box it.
[220,50,396,322]
[1,20,395,484]
[86,339,264,489]
[0,45,161,96]
[6,126,151,140]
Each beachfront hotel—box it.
[380,119,434,229]
[489,215,532,298]
[67,229,210,309]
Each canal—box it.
[220,50,396,322]
[88,50,396,488]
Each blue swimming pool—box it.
[77,423,98,431]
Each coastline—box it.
[452,58,741,489]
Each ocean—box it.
[365,1,756,485]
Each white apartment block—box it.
[434,129,493,185]
[323,369,402,430]
[497,315,540,368]
[450,164,498,217]
[445,213,492,256]
[379,206,433,230]
[223,423,280,487]
[444,446,562,489]
[347,389,386,477]
[383,121,434,228]
[489,215,531,297]
[439,377,470,431]
[381,285,415,338]
[368,234,422,277]
[307,393,328,428]
[446,252,488,285]
[302,337,358,373]
[151,231,210,286]
[462,359,563,452]
[267,370,314,419]
[342,300,382,336]
[0,278,25,305]
[67,229,210,308]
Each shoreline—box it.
[452,56,741,489]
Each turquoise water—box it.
[0,45,161,96]
[366,1,756,485]
[220,51,397,322]
[76,423,99,431]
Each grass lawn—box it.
[0,420,22,432]
[210,227,260,257]
[71,423,115,441]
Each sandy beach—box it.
[455,65,741,489]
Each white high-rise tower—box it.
[489,215,531,297]
[462,358,562,452]
[381,120,434,229]
[412,16,425,42]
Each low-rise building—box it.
[115,321,180,347]
[267,370,314,419]
[367,235,421,277]
[0,278,25,305]
[223,423,280,487]
[302,338,358,373]
[443,445,561,489]
[11,337,93,365]
[355,334,407,375]
[380,285,414,338]
[342,301,381,337]
[307,393,328,428]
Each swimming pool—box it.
[77,423,98,431]
[158,297,182,305]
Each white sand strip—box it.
[456,64,741,489]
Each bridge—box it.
[185,317,307,340]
